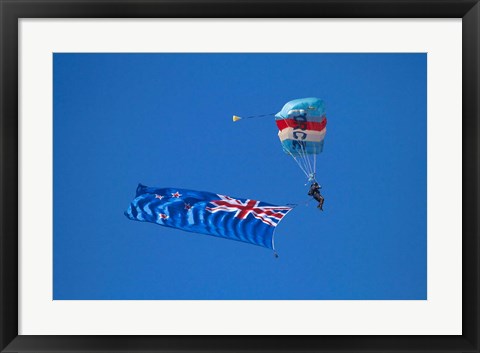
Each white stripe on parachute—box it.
[278,127,327,143]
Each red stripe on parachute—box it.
[275,117,327,132]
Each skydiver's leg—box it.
[318,195,324,210]
[314,193,324,210]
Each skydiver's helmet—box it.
[313,182,319,187]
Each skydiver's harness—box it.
[310,191,323,203]
[308,182,322,198]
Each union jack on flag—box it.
[125,184,294,250]
[206,194,292,227]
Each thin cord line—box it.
[242,112,276,119]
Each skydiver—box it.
[308,182,324,211]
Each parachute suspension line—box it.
[284,148,310,178]
[292,152,309,179]
[304,145,313,176]
[299,149,312,179]
[303,144,314,179]
[292,133,308,175]
[298,141,314,182]
[308,144,316,180]
[296,147,308,176]
[293,135,313,182]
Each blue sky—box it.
[53,53,426,300]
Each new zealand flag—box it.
[125,184,293,250]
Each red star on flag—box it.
[171,192,182,198]
[155,194,164,200]
[184,203,192,210]
[159,213,169,220]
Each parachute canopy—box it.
[275,98,327,181]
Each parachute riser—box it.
[305,173,317,185]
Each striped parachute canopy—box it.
[275,98,327,181]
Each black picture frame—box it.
[1,1,478,352]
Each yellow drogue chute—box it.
[232,115,242,122]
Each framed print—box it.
[1,0,479,352]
